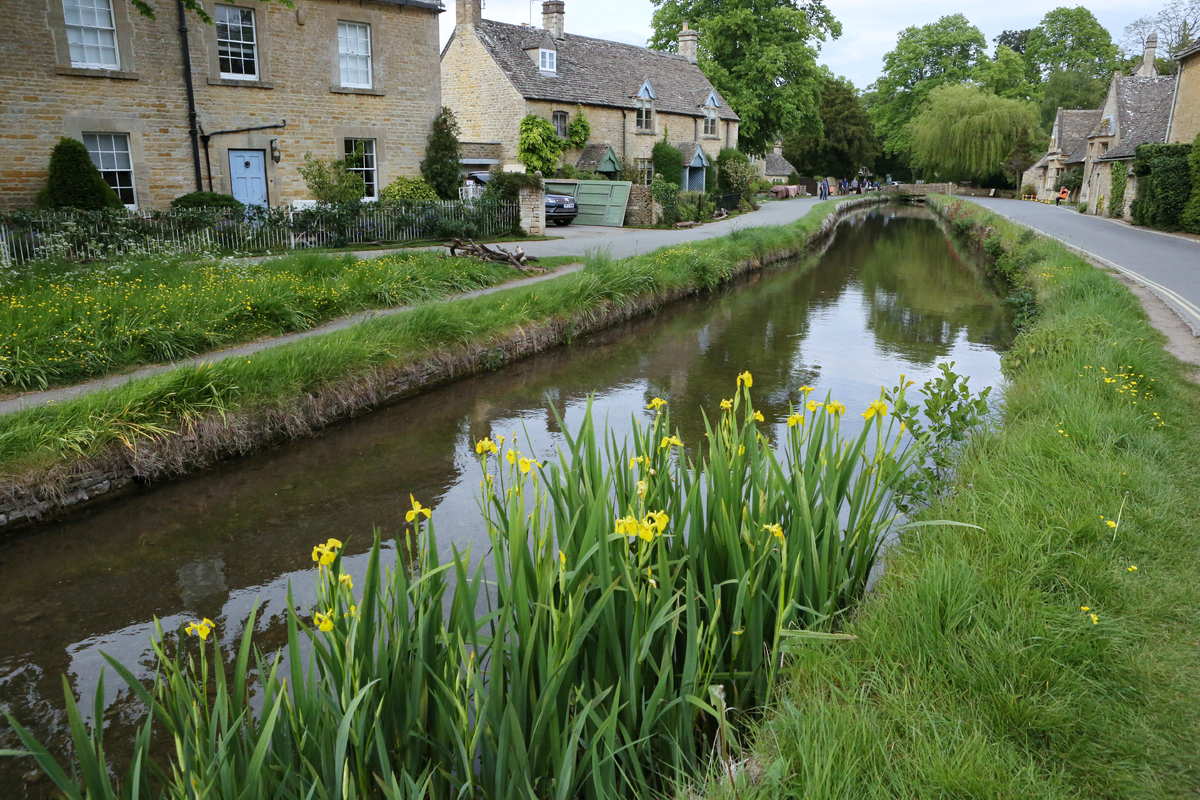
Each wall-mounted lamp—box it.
[270,139,281,164]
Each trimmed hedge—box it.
[37,137,122,210]
[170,191,244,212]
[1182,132,1200,234]
[1131,142,1193,231]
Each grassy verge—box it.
[0,250,545,391]
[699,196,1200,799]
[0,198,864,481]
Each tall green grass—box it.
[0,250,519,390]
[3,375,923,798]
[697,197,1200,799]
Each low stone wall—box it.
[517,185,546,235]
[0,195,885,534]
[624,184,657,226]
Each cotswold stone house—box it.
[1167,40,1200,143]
[441,0,739,191]
[0,0,443,210]
[1022,108,1100,201]
[754,144,797,184]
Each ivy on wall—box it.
[1109,164,1126,219]
[1131,143,1193,231]
[517,115,564,175]
[1182,133,1200,235]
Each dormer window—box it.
[703,107,717,136]
[539,48,557,73]
[635,80,656,132]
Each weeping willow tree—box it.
[908,83,1039,184]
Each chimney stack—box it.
[1136,31,1159,76]
[543,1,564,39]
[457,0,481,28]
[678,22,699,64]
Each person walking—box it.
[1056,186,1070,206]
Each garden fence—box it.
[0,199,520,266]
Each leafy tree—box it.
[420,107,463,200]
[1123,0,1199,57]
[298,151,365,205]
[976,45,1037,101]
[652,139,684,186]
[866,14,987,157]
[38,137,122,210]
[1025,7,1119,81]
[908,83,1039,184]
[1037,69,1108,127]
[994,28,1032,54]
[783,73,880,177]
[517,115,563,175]
[564,110,591,150]
[649,0,841,155]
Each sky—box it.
[438,1,1153,90]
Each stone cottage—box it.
[1079,34,1176,217]
[754,144,798,184]
[1021,108,1100,201]
[440,0,739,192]
[0,0,444,210]
[1166,39,1200,143]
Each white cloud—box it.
[440,1,1149,91]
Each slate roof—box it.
[1056,109,1101,164]
[763,151,796,176]
[1095,75,1177,160]
[1175,40,1200,60]
[468,19,739,121]
[677,141,711,166]
[576,143,615,171]
[371,0,443,9]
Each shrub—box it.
[1109,166,1126,218]
[380,176,439,206]
[481,169,543,204]
[788,171,803,185]
[564,109,591,150]
[1181,132,1200,234]
[650,174,680,226]
[517,115,563,175]
[676,190,715,222]
[37,137,122,210]
[716,148,749,194]
[1021,183,1036,197]
[717,153,759,206]
[752,177,775,194]
[298,152,365,206]
[1131,143,1192,230]
[170,191,243,212]
[651,139,683,187]
[421,107,463,200]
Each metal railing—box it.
[0,199,520,266]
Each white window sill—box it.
[57,65,138,80]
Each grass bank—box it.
[699,196,1200,799]
[0,250,530,391]
[0,198,876,524]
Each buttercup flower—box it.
[1126,565,1138,572]
[787,413,804,427]
[1089,613,1100,625]
[406,495,432,523]
[862,400,888,421]
[737,371,753,388]
[646,397,667,410]
[185,618,215,641]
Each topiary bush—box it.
[421,107,463,200]
[170,191,243,212]
[37,137,122,210]
[1182,133,1200,234]
[380,176,440,206]
[651,139,683,188]
[1131,143,1192,231]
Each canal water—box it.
[0,204,1014,794]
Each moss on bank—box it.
[699,196,1200,799]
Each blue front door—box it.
[228,150,268,207]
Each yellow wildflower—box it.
[519,457,533,474]
[787,413,804,427]
[826,401,846,416]
[736,371,753,388]
[646,397,667,410]
[646,510,669,534]
[1079,605,1091,612]
[720,398,733,410]
[1126,565,1138,572]
[763,522,784,542]
[1105,519,1117,529]
[475,437,499,456]
[406,494,432,523]
[659,434,684,450]
[799,385,815,395]
[559,550,567,569]
[184,617,215,641]
[806,400,823,413]
[629,455,647,469]
[506,449,517,465]
[312,543,336,567]
[637,480,648,497]
[753,410,765,422]
[348,604,358,617]
[339,573,353,590]
[1089,613,1100,625]
[862,400,888,421]
[313,610,334,633]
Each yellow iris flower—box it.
[659,435,684,450]
[787,413,804,427]
[406,494,432,522]
[763,523,784,542]
[753,410,765,422]
[799,385,815,395]
[339,573,353,589]
[806,400,823,413]
[314,610,334,633]
[720,398,733,410]
[826,401,846,416]
[475,437,499,456]
[737,370,753,388]
[861,400,888,421]
[184,617,215,641]
[646,397,667,410]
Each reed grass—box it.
[3,375,925,798]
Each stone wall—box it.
[518,184,545,235]
[0,0,441,210]
[624,184,657,226]
[1169,55,1200,143]
[440,24,528,167]
[1086,160,1115,215]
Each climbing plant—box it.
[517,115,563,175]
[1182,132,1200,235]
[1131,143,1193,231]
[1109,165,1126,219]
[652,139,684,188]
[565,109,591,150]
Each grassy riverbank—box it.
[0,198,865,484]
[699,196,1200,799]
[0,251,537,391]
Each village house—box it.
[0,0,444,210]
[1166,39,1200,143]
[1079,33,1176,217]
[440,0,739,192]
[754,144,798,185]
[1021,108,1099,202]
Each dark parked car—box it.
[545,192,577,226]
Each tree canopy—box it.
[908,83,1039,183]
[649,0,841,156]
[977,45,1037,100]
[783,73,879,178]
[1037,68,1108,127]
[1025,6,1120,81]
[866,14,987,157]
[1124,0,1199,57]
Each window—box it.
[636,99,654,132]
[703,107,717,137]
[539,49,557,72]
[338,21,372,89]
[216,5,258,80]
[553,111,569,138]
[83,133,135,206]
[62,0,119,69]
[636,157,654,185]
[344,138,377,199]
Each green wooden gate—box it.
[544,180,633,227]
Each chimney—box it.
[1136,31,1159,76]
[457,0,481,28]
[678,22,699,64]
[543,1,564,39]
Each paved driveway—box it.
[969,198,1200,333]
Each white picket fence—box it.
[0,199,519,267]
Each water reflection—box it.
[0,206,1013,795]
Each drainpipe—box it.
[201,120,287,191]
[176,0,203,191]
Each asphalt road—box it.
[968,197,1200,333]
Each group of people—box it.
[816,176,880,200]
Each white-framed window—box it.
[636,157,654,185]
[216,5,258,80]
[553,111,569,138]
[344,138,377,199]
[636,99,654,132]
[82,132,135,207]
[703,107,717,137]
[338,21,372,89]
[539,48,557,72]
[62,0,120,69]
